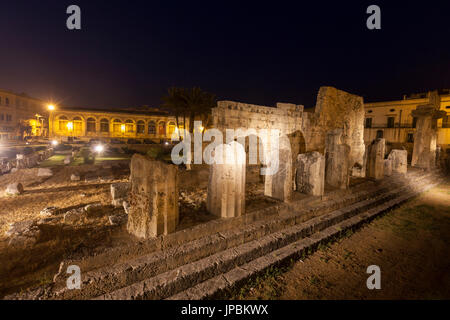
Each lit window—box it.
[125,120,134,132]
[158,122,166,135]
[113,119,122,133]
[387,117,395,128]
[137,120,145,134]
[376,130,384,139]
[73,117,82,133]
[100,119,109,132]
[168,122,176,136]
[148,121,156,134]
[58,116,68,130]
[87,118,96,132]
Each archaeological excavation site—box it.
[3,2,450,309]
[0,86,448,301]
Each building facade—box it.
[49,107,182,142]
[364,90,450,155]
[0,89,46,140]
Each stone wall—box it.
[213,87,365,178]
[303,87,365,169]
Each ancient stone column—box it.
[207,141,246,218]
[127,154,179,239]
[325,129,351,189]
[296,151,325,196]
[388,149,408,174]
[264,135,293,202]
[366,138,385,180]
[384,159,392,177]
[411,104,446,170]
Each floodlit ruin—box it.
[0,86,447,300]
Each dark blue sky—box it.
[1,1,450,109]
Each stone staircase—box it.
[9,169,443,300]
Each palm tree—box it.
[162,87,216,136]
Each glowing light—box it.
[51,140,58,146]
[120,124,126,133]
[198,126,204,132]
[165,141,169,145]
[66,122,73,131]
[94,144,104,153]
[48,104,55,111]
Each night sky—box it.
[1,1,450,109]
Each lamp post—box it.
[47,104,55,139]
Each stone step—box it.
[54,170,426,278]
[10,170,434,300]
[168,176,443,300]
[93,173,439,300]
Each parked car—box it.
[127,139,142,144]
[88,138,102,145]
[143,139,157,144]
[110,138,123,144]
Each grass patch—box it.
[39,155,66,167]
[231,264,293,300]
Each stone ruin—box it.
[325,129,351,189]
[126,86,367,238]
[212,86,366,196]
[207,142,246,218]
[295,151,325,196]
[388,149,408,175]
[127,154,179,239]
[366,138,385,180]
[264,135,293,201]
[411,94,446,170]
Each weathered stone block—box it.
[366,138,385,180]
[325,129,350,189]
[411,104,446,170]
[264,135,293,202]
[207,142,246,218]
[6,183,24,196]
[38,168,53,177]
[110,182,131,200]
[40,206,60,217]
[384,159,392,177]
[296,151,325,196]
[128,154,179,238]
[64,156,73,165]
[63,208,86,223]
[304,87,365,168]
[388,149,407,175]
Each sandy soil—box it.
[239,182,450,300]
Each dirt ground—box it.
[0,156,274,297]
[238,181,450,300]
[0,163,129,239]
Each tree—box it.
[17,120,32,140]
[162,87,216,136]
